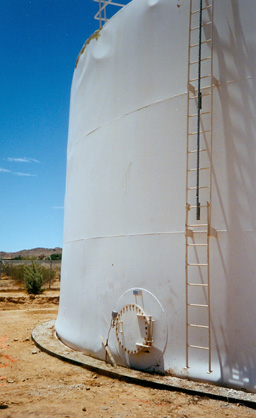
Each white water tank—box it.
[56,0,256,392]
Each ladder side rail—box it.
[185,0,194,369]
[207,202,212,373]
[207,0,215,375]
[209,0,214,212]
[185,204,190,369]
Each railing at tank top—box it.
[93,0,127,28]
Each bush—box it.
[49,253,62,260]
[24,262,44,295]
[40,264,56,283]
[1,264,25,283]
[1,260,58,288]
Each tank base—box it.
[32,320,256,409]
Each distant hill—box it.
[0,247,62,260]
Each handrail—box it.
[93,0,126,28]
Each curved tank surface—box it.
[55,0,256,392]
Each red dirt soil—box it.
[0,290,255,418]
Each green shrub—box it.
[1,264,25,283]
[49,253,62,260]
[1,260,58,288]
[40,264,56,283]
[24,262,44,295]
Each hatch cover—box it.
[115,304,153,354]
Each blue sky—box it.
[0,1,129,252]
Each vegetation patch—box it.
[24,262,45,295]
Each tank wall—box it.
[210,1,256,389]
[63,97,186,243]
[67,0,189,148]
[56,0,256,391]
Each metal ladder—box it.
[185,0,216,373]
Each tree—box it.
[49,253,62,260]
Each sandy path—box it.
[0,295,255,418]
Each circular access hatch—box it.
[113,288,167,371]
[115,304,153,354]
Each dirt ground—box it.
[1,290,256,418]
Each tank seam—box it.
[72,92,187,142]
[63,230,185,244]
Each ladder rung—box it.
[188,130,211,136]
[189,93,211,99]
[188,185,210,190]
[189,204,208,208]
[191,5,212,15]
[188,344,209,350]
[188,167,210,172]
[188,148,208,154]
[189,111,211,117]
[188,231,207,234]
[186,228,207,235]
[187,224,208,227]
[188,323,209,328]
[187,263,208,266]
[188,303,208,308]
[191,21,212,31]
[190,56,211,65]
[187,243,207,247]
[190,39,212,48]
[188,86,212,96]
[189,74,211,82]
[188,283,208,287]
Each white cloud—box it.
[7,157,40,163]
[28,158,40,163]
[0,168,11,173]
[13,172,37,177]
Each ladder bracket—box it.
[186,228,194,239]
[188,82,196,95]
[212,76,219,87]
[208,227,217,238]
